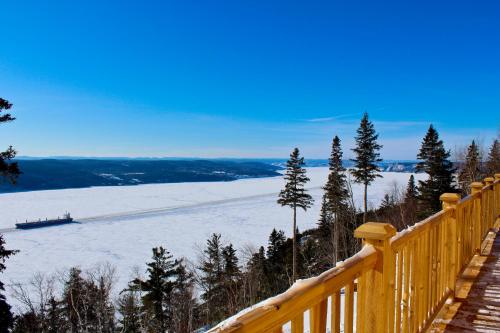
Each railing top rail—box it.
[390,209,452,249]
[209,245,377,332]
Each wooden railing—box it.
[209,174,500,333]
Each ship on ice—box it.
[15,213,74,230]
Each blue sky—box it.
[0,0,498,159]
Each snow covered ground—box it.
[0,168,425,309]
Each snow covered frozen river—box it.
[0,168,425,307]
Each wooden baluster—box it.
[402,244,410,333]
[439,219,445,299]
[291,314,304,333]
[357,275,365,333]
[345,282,355,333]
[331,291,341,333]
[424,227,431,323]
[310,299,327,333]
[431,224,437,312]
[418,232,425,329]
[410,239,418,333]
[395,250,403,333]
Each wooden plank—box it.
[330,291,341,333]
[291,314,303,333]
[356,274,365,333]
[395,250,403,333]
[411,238,418,333]
[310,299,327,333]
[402,244,410,333]
[344,282,355,333]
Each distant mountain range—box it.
[1,158,418,193]
[257,159,418,172]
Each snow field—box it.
[0,168,425,310]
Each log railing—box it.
[209,174,500,333]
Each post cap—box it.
[495,173,500,181]
[354,222,397,241]
[470,182,483,193]
[484,177,494,185]
[440,193,460,203]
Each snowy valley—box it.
[1,168,425,308]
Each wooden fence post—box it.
[484,177,494,187]
[471,182,484,252]
[471,182,483,195]
[440,193,460,297]
[354,222,397,333]
[495,174,500,218]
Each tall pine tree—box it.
[277,148,313,282]
[266,229,288,293]
[221,244,241,315]
[485,139,499,176]
[170,261,198,333]
[117,291,143,333]
[0,98,20,183]
[416,125,455,217]
[245,246,269,303]
[458,140,482,193]
[128,246,180,332]
[322,136,351,265]
[0,97,20,332]
[404,175,418,202]
[351,112,383,223]
[198,234,226,325]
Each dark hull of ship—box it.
[15,218,74,230]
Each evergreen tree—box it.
[45,297,64,333]
[198,233,226,325]
[380,193,394,210]
[0,98,20,183]
[12,312,41,333]
[277,148,314,282]
[171,262,197,333]
[323,135,352,265]
[485,139,500,176]
[92,275,115,332]
[416,125,455,217]
[301,235,323,277]
[0,234,18,332]
[62,268,93,332]
[351,113,383,223]
[316,195,332,241]
[245,246,269,303]
[404,175,418,202]
[0,97,20,333]
[117,292,143,333]
[265,229,288,293]
[458,140,482,193]
[221,244,241,315]
[128,246,180,332]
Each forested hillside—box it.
[0,159,280,193]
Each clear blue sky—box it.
[0,0,498,159]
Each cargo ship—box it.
[15,213,74,230]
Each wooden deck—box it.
[430,225,500,332]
